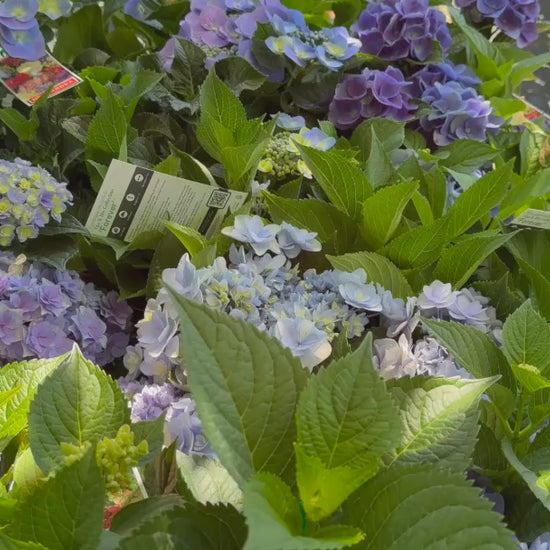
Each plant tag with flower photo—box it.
[512,209,550,230]
[0,48,82,106]
[86,159,248,242]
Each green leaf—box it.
[472,273,524,319]
[328,251,413,300]
[170,39,207,102]
[445,161,513,239]
[383,217,450,269]
[214,56,267,95]
[502,300,550,372]
[12,448,47,497]
[510,52,550,90]
[110,495,185,537]
[436,139,498,173]
[449,6,498,61]
[164,221,209,257]
[154,154,181,176]
[0,533,48,550]
[296,145,373,221]
[350,118,405,162]
[131,414,166,465]
[387,376,496,470]
[221,139,269,190]
[421,318,513,387]
[433,232,516,288]
[243,473,364,550]
[176,453,242,507]
[264,193,360,256]
[0,356,64,449]
[0,109,38,141]
[343,465,516,550]
[502,439,550,512]
[170,148,217,186]
[28,346,130,473]
[85,89,128,178]
[366,128,394,187]
[163,292,308,488]
[296,334,402,519]
[511,364,550,393]
[361,181,419,249]
[10,448,104,550]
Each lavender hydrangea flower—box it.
[0,158,72,246]
[354,0,452,61]
[339,282,383,312]
[0,252,132,366]
[166,396,215,456]
[222,215,281,256]
[130,383,177,422]
[420,82,503,146]
[417,281,458,310]
[409,61,481,98]
[277,222,321,258]
[456,0,539,47]
[329,67,417,130]
[274,317,332,370]
[520,533,550,550]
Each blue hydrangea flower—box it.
[420,82,503,146]
[38,0,72,20]
[409,61,481,98]
[417,280,458,310]
[222,215,281,256]
[277,222,321,259]
[520,533,550,550]
[274,113,306,131]
[0,158,72,246]
[339,282,383,312]
[273,317,332,370]
[0,0,45,60]
[354,0,452,61]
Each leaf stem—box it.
[513,393,528,439]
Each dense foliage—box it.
[1,0,550,548]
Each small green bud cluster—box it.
[259,132,301,180]
[96,425,148,495]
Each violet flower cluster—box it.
[258,114,336,179]
[353,0,452,62]
[0,252,132,366]
[329,66,417,130]
[419,81,503,146]
[122,218,502,456]
[0,0,72,60]
[0,158,72,246]
[456,0,539,47]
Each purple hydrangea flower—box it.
[329,66,417,130]
[354,0,452,61]
[130,383,177,422]
[520,533,550,550]
[0,158,72,246]
[420,82,503,146]
[456,0,539,47]
[409,61,482,98]
[26,320,73,358]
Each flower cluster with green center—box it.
[0,158,72,246]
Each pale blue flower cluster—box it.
[0,252,132,366]
[123,223,502,457]
[0,158,72,246]
[521,533,550,550]
[259,115,337,180]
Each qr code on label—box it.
[207,189,230,209]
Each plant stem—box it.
[513,393,528,439]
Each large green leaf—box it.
[296,145,373,221]
[9,448,104,550]
[361,181,419,249]
[445,162,512,239]
[243,473,364,550]
[170,38,207,102]
[296,334,402,520]
[0,356,64,449]
[502,300,550,372]
[28,346,130,473]
[343,466,516,550]
[327,251,413,299]
[436,139,498,173]
[350,118,405,162]
[433,232,516,288]
[387,376,496,470]
[421,318,513,387]
[163,291,309,488]
[511,364,550,393]
[264,192,360,256]
[383,217,450,269]
[0,533,48,549]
